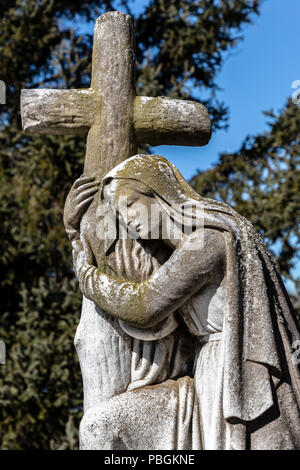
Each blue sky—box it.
[155,0,300,179]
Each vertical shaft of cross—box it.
[84,12,137,178]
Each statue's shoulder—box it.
[186,227,226,252]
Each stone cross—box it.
[21,11,211,180]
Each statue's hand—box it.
[64,175,100,241]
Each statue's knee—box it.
[79,400,128,450]
[79,404,113,450]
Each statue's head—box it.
[102,177,156,240]
[101,154,205,244]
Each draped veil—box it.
[100,154,300,448]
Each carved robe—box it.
[75,154,300,450]
[75,232,201,450]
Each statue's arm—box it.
[73,229,225,328]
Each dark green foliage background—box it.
[0,0,298,449]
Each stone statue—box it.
[64,154,300,450]
[21,10,300,450]
[21,11,212,450]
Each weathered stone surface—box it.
[21,92,211,147]
[68,154,300,450]
[134,96,211,146]
[21,10,300,451]
[84,11,136,176]
[21,89,95,135]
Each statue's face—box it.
[115,187,159,240]
[103,178,185,246]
